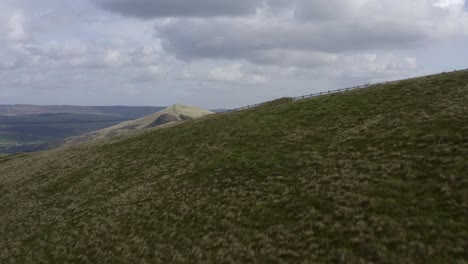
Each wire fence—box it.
[225,68,467,113]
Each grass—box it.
[0,70,467,263]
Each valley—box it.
[0,106,165,153]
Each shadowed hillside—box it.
[0,71,467,263]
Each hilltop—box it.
[0,70,467,263]
[66,104,214,144]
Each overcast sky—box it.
[0,0,467,108]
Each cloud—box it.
[251,50,338,68]
[434,0,465,8]
[0,49,22,70]
[7,11,29,42]
[0,38,167,72]
[0,0,466,108]
[104,49,123,67]
[94,0,262,18]
[0,41,39,71]
[148,0,468,68]
[156,16,426,66]
[208,63,268,84]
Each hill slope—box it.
[0,71,467,263]
[66,104,214,144]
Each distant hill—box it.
[66,104,213,144]
[0,106,165,153]
[0,105,165,118]
[0,70,467,263]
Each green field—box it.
[0,70,467,263]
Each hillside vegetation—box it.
[0,71,467,263]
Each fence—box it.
[225,68,467,113]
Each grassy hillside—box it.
[0,71,467,263]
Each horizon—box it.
[1,68,466,109]
[1,0,468,109]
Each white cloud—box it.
[7,11,28,42]
[209,64,244,82]
[334,53,419,80]
[433,0,465,8]
[0,51,18,70]
[104,49,123,67]
[209,64,268,84]
[0,0,466,108]
[253,50,338,68]
[157,0,468,67]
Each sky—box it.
[0,0,467,108]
